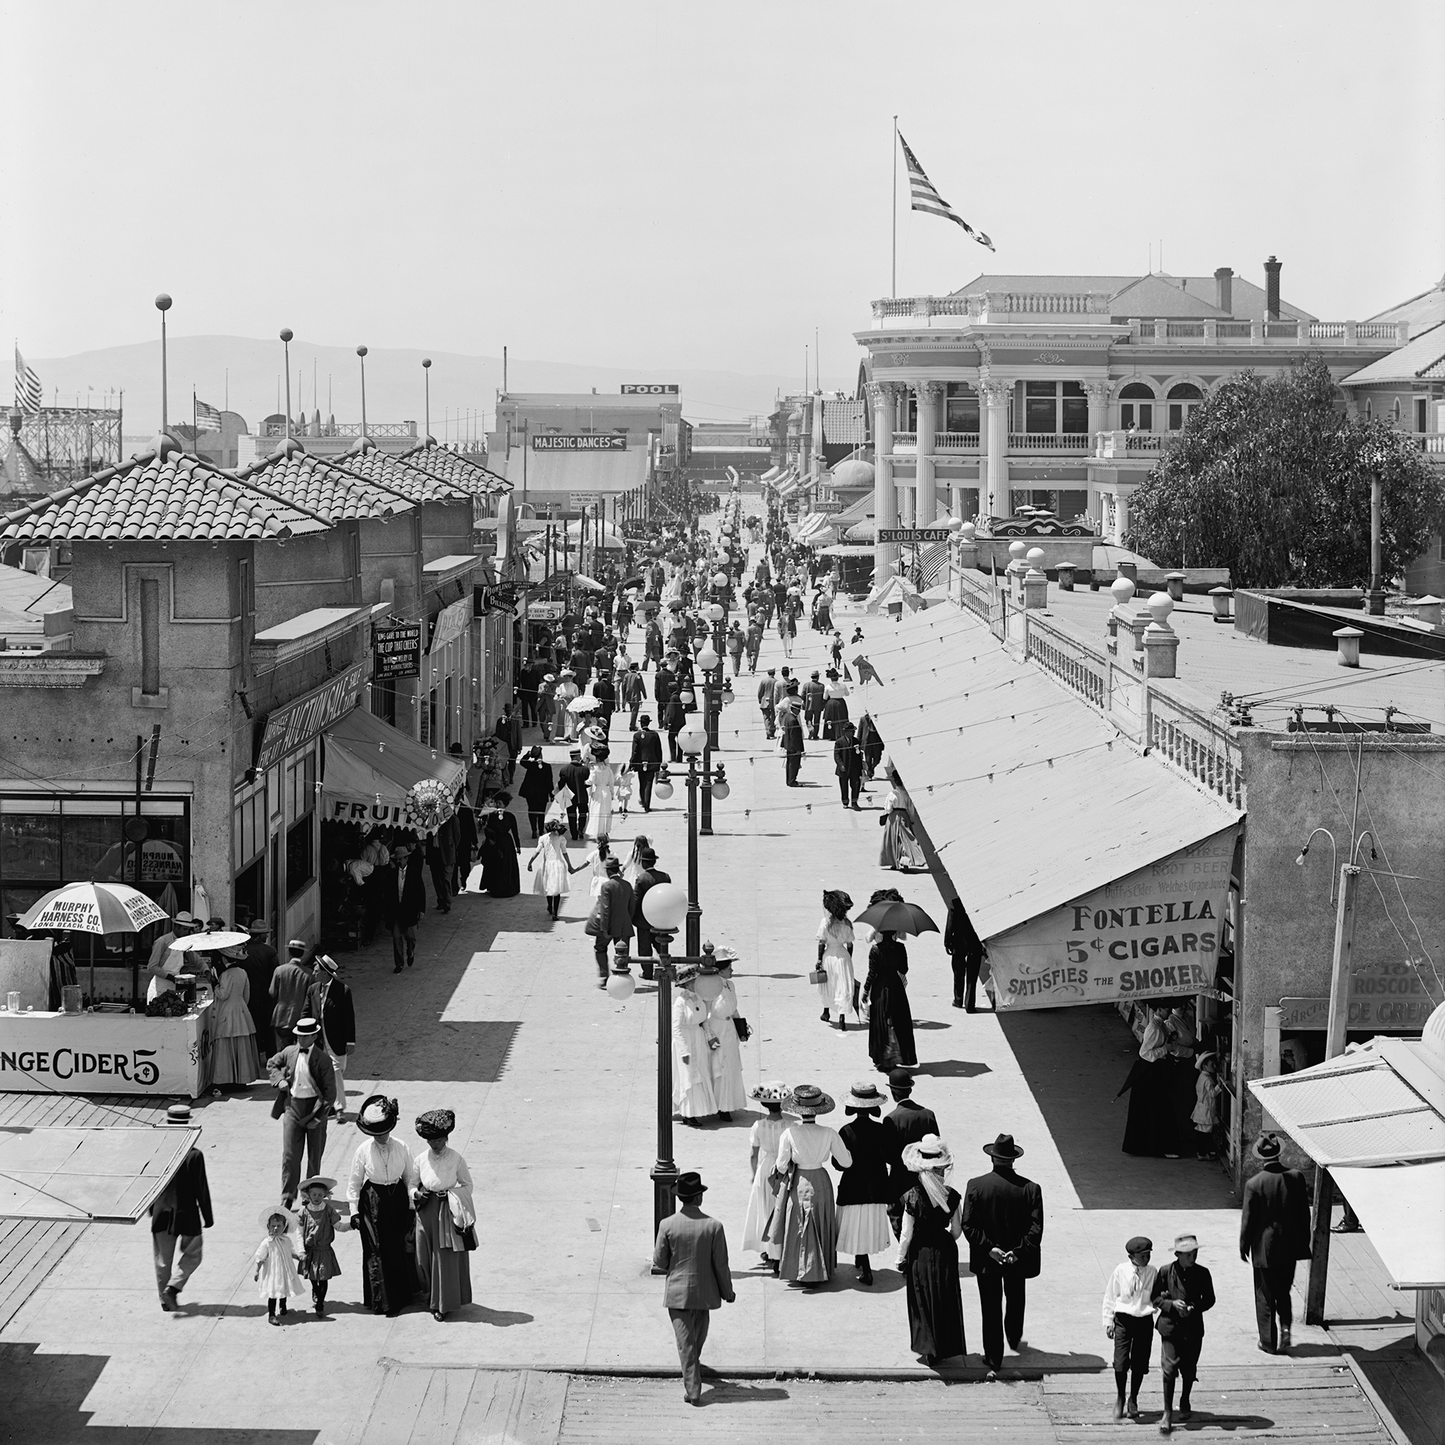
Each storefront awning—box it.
[322,708,466,830]
[0,1126,201,1221]
[869,606,1242,1010]
[1332,1162,1445,1289]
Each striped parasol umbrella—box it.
[19,882,170,1001]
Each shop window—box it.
[63,815,123,880]
[1167,383,1204,431]
[233,790,266,871]
[1,814,62,880]
[944,383,979,433]
[287,753,316,823]
[1118,382,1154,432]
[286,813,314,899]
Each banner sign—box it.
[429,598,471,655]
[532,434,627,451]
[621,384,678,395]
[372,624,422,681]
[988,826,1239,1011]
[254,663,366,774]
[879,527,952,544]
[527,601,565,621]
[1279,960,1442,1033]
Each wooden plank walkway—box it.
[0,1217,86,1333]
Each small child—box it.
[741,1082,789,1272]
[253,1206,305,1325]
[614,765,633,819]
[1102,1235,1158,1422]
[296,1176,350,1317]
[1193,1053,1221,1159]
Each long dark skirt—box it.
[906,1233,967,1360]
[481,838,520,897]
[1120,1057,1174,1155]
[357,1179,415,1314]
[821,698,849,740]
[868,969,917,1069]
[415,1194,473,1315]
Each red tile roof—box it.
[235,443,415,522]
[396,441,511,496]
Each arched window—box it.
[1118,382,1154,432]
[1167,383,1204,431]
[1391,398,1402,425]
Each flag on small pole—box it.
[898,132,994,251]
[194,400,223,431]
[13,348,42,414]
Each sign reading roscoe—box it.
[988,826,1240,1011]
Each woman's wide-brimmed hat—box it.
[749,1080,788,1104]
[357,1095,399,1136]
[901,1133,954,1173]
[845,1081,887,1114]
[982,1133,1025,1161]
[259,1204,299,1232]
[784,1083,835,1117]
[415,1108,456,1141]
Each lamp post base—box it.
[651,1160,679,1240]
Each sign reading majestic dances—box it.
[372,624,422,681]
[988,826,1239,1011]
[621,384,679,395]
[532,434,627,451]
[878,528,952,544]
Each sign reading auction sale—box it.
[531,434,627,451]
[988,826,1239,1011]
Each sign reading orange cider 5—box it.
[988,826,1239,1011]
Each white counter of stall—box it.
[0,1002,214,1097]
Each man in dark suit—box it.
[944,898,986,1012]
[833,719,863,809]
[963,1133,1044,1379]
[241,920,279,1058]
[558,748,591,840]
[631,845,671,980]
[1239,1131,1311,1353]
[881,1068,939,1238]
[426,812,456,914]
[267,1018,337,1208]
[589,858,634,987]
[802,670,826,738]
[269,940,315,1049]
[593,671,617,736]
[619,662,646,731]
[1153,1232,1216,1431]
[150,1102,213,1311]
[379,842,427,974]
[629,715,664,811]
[652,1170,734,1405]
[307,953,357,1121]
[654,661,676,716]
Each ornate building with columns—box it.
[855,262,1412,578]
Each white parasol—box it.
[18,881,170,1002]
[168,930,250,952]
[568,693,605,714]
[571,575,606,592]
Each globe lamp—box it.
[641,881,689,931]
[606,960,636,1001]
[707,602,725,623]
[679,725,708,756]
[696,642,720,672]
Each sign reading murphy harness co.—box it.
[988,826,1239,1011]
[531,434,627,451]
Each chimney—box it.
[1264,256,1282,321]
[1214,267,1234,315]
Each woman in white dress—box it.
[579,837,614,901]
[586,752,616,840]
[879,780,927,871]
[411,1108,475,1321]
[672,966,718,1124]
[691,949,746,1118]
[766,1084,851,1287]
[526,819,581,919]
[816,889,858,1031]
[743,1082,789,1267]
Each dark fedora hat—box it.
[675,1171,707,1196]
[983,1132,1025,1161]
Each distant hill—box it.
[28,337,853,443]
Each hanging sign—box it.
[372,624,422,681]
[254,663,366,774]
[1278,960,1441,1033]
[532,435,627,451]
[878,528,952,544]
[429,599,471,655]
[527,601,566,621]
[987,826,1239,1011]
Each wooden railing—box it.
[1147,688,1247,809]
[1024,612,1109,708]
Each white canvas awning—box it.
[1332,1161,1445,1289]
[322,707,466,829]
[0,1126,201,1221]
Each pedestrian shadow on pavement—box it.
[698,1378,790,1405]
[913,1019,954,1030]
[454,1304,534,1327]
[369,1019,522,1083]
[911,1060,991,1080]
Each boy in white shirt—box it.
[1102,1234,1157,1422]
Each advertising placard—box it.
[1278,960,1442,1033]
[988,826,1239,1011]
[621,384,679,395]
[878,527,952,544]
[531,434,627,451]
[254,663,366,773]
[373,623,422,680]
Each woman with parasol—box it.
[858,890,938,1074]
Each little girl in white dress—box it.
[253,1206,305,1324]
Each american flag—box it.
[898,132,994,252]
[13,348,42,414]
[194,400,223,431]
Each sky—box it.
[3,0,1443,423]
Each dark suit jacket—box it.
[593,876,635,943]
[632,866,671,946]
[653,1206,734,1310]
[266,1041,338,1119]
[558,763,591,806]
[1152,1260,1215,1338]
[882,1100,939,1202]
[269,960,314,1030]
[307,974,356,1054]
[149,1147,213,1237]
[379,856,427,929]
[1240,1163,1312,1265]
[962,1165,1044,1278]
[630,729,664,768]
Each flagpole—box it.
[891,116,898,299]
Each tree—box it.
[1128,355,1445,589]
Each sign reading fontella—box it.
[372,623,422,681]
[254,663,366,773]
[621,384,678,395]
[988,826,1239,1011]
[532,434,627,451]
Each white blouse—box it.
[414,1145,474,1194]
[347,1136,419,1205]
[775,1121,852,1173]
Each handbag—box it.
[461,1223,479,1251]
[733,1016,752,1042]
[808,968,827,985]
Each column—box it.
[915,380,942,525]
[900,484,915,526]
[868,381,900,579]
[980,380,1010,519]
[1085,379,1110,441]
[1115,488,1130,545]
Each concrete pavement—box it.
[0,547,1398,1443]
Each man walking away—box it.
[308,953,356,1121]
[381,842,427,974]
[881,1068,938,1238]
[620,662,646,731]
[631,845,671,980]
[834,719,863,809]
[803,670,825,740]
[241,920,279,1057]
[150,1102,212,1311]
[426,812,456,914]
[267,1018,336,1208]
[1153,1233,1215,1433]
[588,857,634,990]
[269,940,315,1050]
[559,748,591,840]
[757,669,778,739]
[1239,1131,1311,1354]
[653,1170,735,1405]
[944,897,986,1012]
[630,716,663,811]
[963,1133,1044,1380]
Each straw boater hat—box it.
[356,1095,399,1137]
[901,1133,954,1174]
[298,1176,336,1196]
[293,1017,320,1038]
[749,1081,788,1105]
[258,1204,299,1232]
[845,1081,887,1114]
[784,1083,835,1118]
[164,1103,191,1125]
[1173,1234,1200,1255]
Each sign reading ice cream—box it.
[988,826,1239,1011]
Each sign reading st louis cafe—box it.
[879,528,952,544]
[988,827,1240,1010]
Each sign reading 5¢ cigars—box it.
[988,826,1240,1011]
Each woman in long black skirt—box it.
[864,930,917,1072]
[478,795,522,897]
[895,1133,966,1366]
[1116,1006,1178,1156]
[346,1095,417,1316]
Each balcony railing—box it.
[1129,318,1408,347]
[937,432,980,451]
[1413,432,1445,455]
[1147,688,1247,809]
[1025,613,1108,709]
[873,291,1114,322]
[1008,432,1092,453]
[1095,431,1172,459]
[260,420,418,439]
